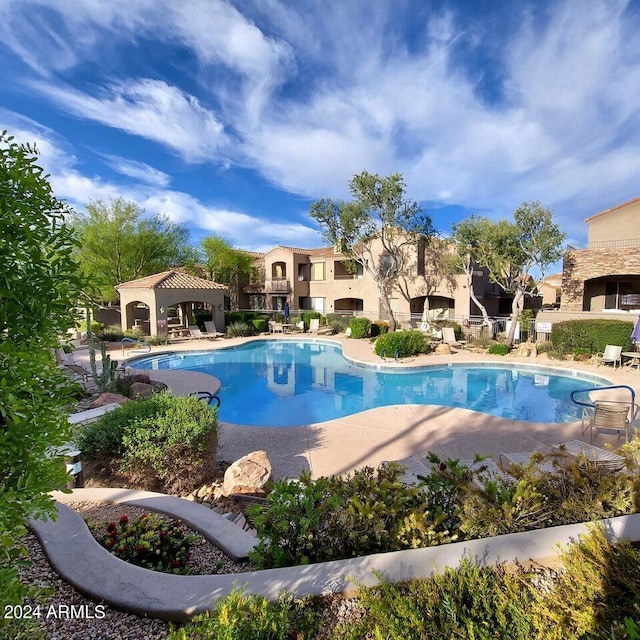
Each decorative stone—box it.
[92,392,130,407]
[222,450,272,497]
[128,382,154,399]
[513,341,538,358]
[434,343,452,355]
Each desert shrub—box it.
[336,561,536,640]
[536,340,554,353]
[247,464,450,568]
[551,319,633,355]
[95,324,125,342]
[488,343,509,355]
[470,333,495,348]
[530,525,640,639]
[326,313,351,333]
[572,347,591,361]
[370,320,389,337]
[124,326,144,340]
[95,512,196,574]
[433,319,463,341]
[251,318,268,333]
[226,321,256,337]
[349,317,371,338]
[300,311,321,330]
[147,333,170,346]
[374,330,429,357]
[167,589,318,640]
[76,393,218,494]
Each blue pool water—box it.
[131,339,609,427]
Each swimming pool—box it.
[130,339,610,427]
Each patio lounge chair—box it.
[308,318,320,333]
[595,344,622,369]
[203,321,224,338]
[188,325,208,340]
[552,439,625,471]
[442,326,463,347]
[295,320,305,332]
[269,321,283,334]
[498,449,558,474]
[581,400,631,443]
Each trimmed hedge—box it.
[349,317,371,339]
[374,330,429,357]
[370,320,389,337]
[551,319,634,355]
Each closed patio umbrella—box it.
[632,315,640,346]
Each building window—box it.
[310,297,325,313]
[310,262,325,281]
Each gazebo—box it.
[115,271,228,337]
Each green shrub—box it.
[95,324,125,342]
[551,319,633,355]
[251,318,268,333]
[536,340,553,353]
[96,512,196,574]
[433,320,463,341]
[168,589,318,640]
[336,561,536,640]
[349,317,371,338]
[374,330,429,357]
[147,333,170,346]
[226,321,256,337]
[300,311,321,330]
[488,343,509,355]
[531,525,640,639]
[76,393,218,494]
[247,464,450,568]
[326,313,351,333]
[370,320,389,337]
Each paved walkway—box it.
[33,336,640,620]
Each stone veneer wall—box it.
[562,247,640,311]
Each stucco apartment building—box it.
[559,197,640,317]
[242,240,513,324]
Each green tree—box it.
[72,197,195,301]
[454,203,565,347]
[0,130,84,636]
[310,171,434,331]
[450,217,494,330]
[201,234,255,309]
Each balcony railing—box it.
[266,278,291,293]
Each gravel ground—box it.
[17,502,254,640]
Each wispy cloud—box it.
[31,79,227,163]
[96,153,171,187]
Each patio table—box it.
[622,352,640,371]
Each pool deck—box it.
[75,335,640,480]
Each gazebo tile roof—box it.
[116,271,227,290]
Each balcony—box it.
[266,278,291,293]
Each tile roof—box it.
[115,271,227,290]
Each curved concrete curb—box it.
[52,488,255,561]
[29,499,640,622]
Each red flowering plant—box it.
[99,512,197,574]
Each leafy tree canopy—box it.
[310,171,434,330]
[72,197,196,301]
[0,130,85,627]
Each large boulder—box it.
[434,343,452,355]
[92,392,130,407]
[222,450,272,497]
[128,382,154,400]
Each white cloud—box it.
[32,78,227,163]
[96,153,171,187]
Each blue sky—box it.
[1,0,639,255]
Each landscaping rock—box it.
[128,382,154,399]
[513,341,538,358]
[92,392,130,407]
[434,343,452,355]
[222,450,272,497]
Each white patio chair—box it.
[595,345,622,369]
